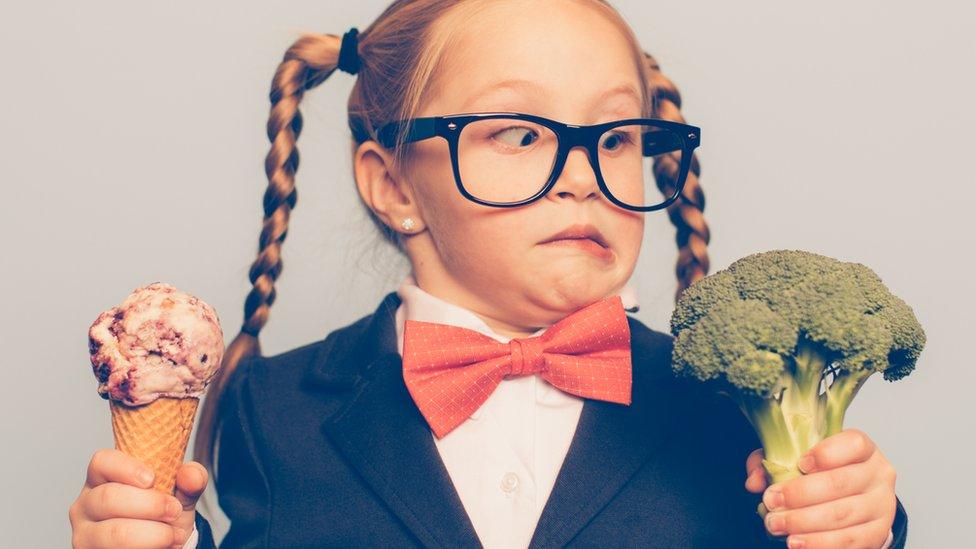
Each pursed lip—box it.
[538,223,609,248]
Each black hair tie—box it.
[337,27,361,75]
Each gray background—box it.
[2,0,972,546]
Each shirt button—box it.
[500,472,520,493]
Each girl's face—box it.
[376,0,646,337]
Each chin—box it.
[542,278,619,310]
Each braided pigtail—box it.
[192,32,356,477]
[642,51,710,303]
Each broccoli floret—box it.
[670,250,926,490]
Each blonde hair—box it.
[194,0,709,488]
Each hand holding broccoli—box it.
[745,429,897,548]
[669,249,924,547]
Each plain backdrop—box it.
[2,0,972,546]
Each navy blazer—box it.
[192,291,908,548]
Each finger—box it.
[172,462,209,532]
[745,448,764,475]
[763,460,875,511]
[84,482,183,523]
[799,428,876,474]
[86,448,155,489]
[174,462,208,508]
[763,488,891,536]
[784,517,891,549]
[88,517,185,549]
[745,466,768,493]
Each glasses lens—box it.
[597,123,685,209]
[456,117,558,203]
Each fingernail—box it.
[167,498,182,520]
[174,527,188,545]
[797,454,816,473]
[764,487,785,511]
[765,512,785,535]
[787,536,805,548]
[139,468,154,487]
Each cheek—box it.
[409,160,516,265]
[616,213,645,260]
[408,146,472,226]
[438,213,529,269]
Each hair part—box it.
[193,0,709,502]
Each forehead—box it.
[423,0,643,121]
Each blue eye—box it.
[493,126,540,148]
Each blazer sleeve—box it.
[889,496,909,549]
[191,515,212,549]
[193,356,272,549]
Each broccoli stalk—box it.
[727,335,876,485]
[821,360,874,439]
[729,336,828,484]
[669,249,925,519]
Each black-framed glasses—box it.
[375,112,700,212]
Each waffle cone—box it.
[110,396,199,495]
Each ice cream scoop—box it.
[89,282,224,406]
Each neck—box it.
[411,271,544,340]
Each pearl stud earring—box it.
[401,217,416,231]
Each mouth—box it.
[539,224,613,261]
[539,224,610,248]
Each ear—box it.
[353,140,424,233]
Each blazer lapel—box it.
[312,292,680,549]
[527,315,681,548]
[316,292,483,548]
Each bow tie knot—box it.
[507,337,546,377]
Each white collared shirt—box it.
[392,273,640,548]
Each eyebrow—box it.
[460,78,642,112]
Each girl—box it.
[70,0,906,547]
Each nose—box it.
[545,145,601,205]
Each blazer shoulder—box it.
[625,314,742,414]
[627,314,675,349]
[626,314,677,379]
[241,308,378,394]
[215,306,387,443]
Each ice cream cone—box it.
[110,396,199,495]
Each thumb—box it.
[172,461,208,533]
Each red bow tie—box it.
[401,295,633,439]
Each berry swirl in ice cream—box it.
[89,282,224,406]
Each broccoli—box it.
[669,249,926,493]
